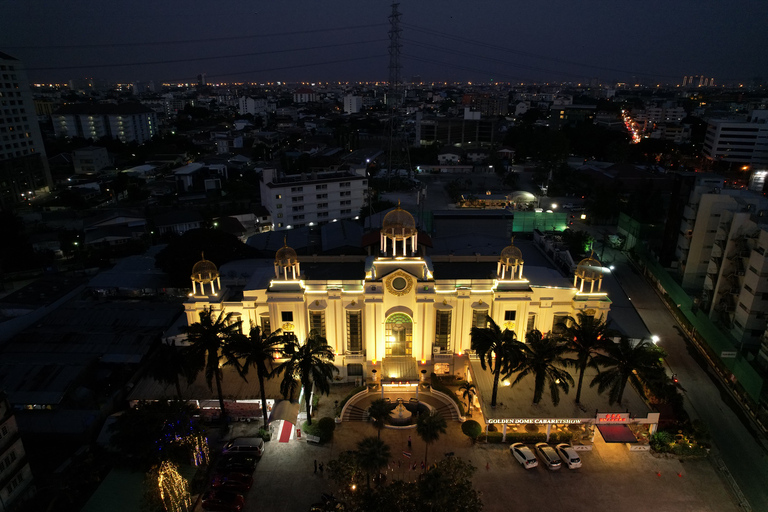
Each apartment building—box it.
[259,168,367,230]
[53,103,158,144]
[0,392,33,511]
[702,110,768,165]
[72,146,110,174]
[0,52,52,207]
[343,95,362,114]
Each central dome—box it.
[275,238,298,267]
[191,254,219,284]
[500,238,523,264]
[382,203,416,238]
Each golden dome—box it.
[575,252,603,281]
[382,202,416,237]
[500,237,523,264]
[275,237,298,267]
[191,253,219,283]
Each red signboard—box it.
[597,412,630,423]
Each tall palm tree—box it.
[273,329,338,426]
[561,312,617,404]
[144,339,196,400]
[416,410,447,470]
[470,316,526,407]
[367,398,391,440]
[228,324,289,428]
[356,436,391,489]
[458,381,477,417]
[181,307,242,419]
[590,337,666,405]
[512,330,574,406]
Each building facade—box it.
[0,392,33,511]
[259,168,368,230]
[53,103,158,144]
[183,208,612,383]
[702,110,768,165]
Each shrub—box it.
[485,431,505,444]
[650,431,673,452]
[461,420,482,442]
[256,427,272,442]
[547,432,573,444]
[487,424,497,432]
[316,416,336,443]
[502,432,547,444]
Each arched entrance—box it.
[385,313,412,356]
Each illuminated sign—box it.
[487,418,584,425]
[597,412,630,423]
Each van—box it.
[222,437,265,457]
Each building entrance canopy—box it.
[597,424,638,443]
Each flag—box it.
[402,451,411,458]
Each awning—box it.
[597,424,638,443]
[269,400,300,425]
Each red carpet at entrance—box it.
[278,421,293,442]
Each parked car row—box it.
[510,443,582,470]
[202,437,264,511]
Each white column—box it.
[217,276,221,290]
[573,275,578,287]
[519,263,524,279]
[502,423,507,442]
[210,281,215,294]
[192,281,197,294]
[546,423,551,442]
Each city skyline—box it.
[3,0,767,86]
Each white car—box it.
[555,443,582,469]
[535,443,562,470]
[510,443,538,469]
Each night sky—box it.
[2,0,766,85]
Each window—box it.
[526,313,537,332]
[6,473,24,494]
[552,315,569,334]
[435,310,451,351]
[340,200,351,205]
[260,316,271,335]
[341,209,351,214]
[504,311,516,321]
[291,186,303,192]
[293,215,304,220]
[316,184,327,190]
[310,311,326,338]
[292,196,304,202]
[340,191,351,197]
[472,310,488,329]
[318,212,329,218]
[318,203,328,209]
[340,181,351,188]
[317,193,328,199]
[739,302,748,312]
[276,203,282,209]
[347,363,363,376]
[292,205,304,212]
[347,311,363,352]
[281,311,293,322]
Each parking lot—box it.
[195,389,740,512]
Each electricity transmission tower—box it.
[386,3,413,189]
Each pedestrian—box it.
[486,461,490,471]
[314,459,317,474]
[421,460,425,470]
[407,435,412,448]
[319,462,324,475]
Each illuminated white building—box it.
[184,207,612,382]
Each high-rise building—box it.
[703,110,768,166]
[0,52,52,207]
[0,391,34,509]
[343,95,362,114]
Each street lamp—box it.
[651,335,660,344]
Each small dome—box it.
[382,203,416,237]
[575,253,603,281]
[275,238,298,267]
[191,253,219,283]
[500,238,523,264]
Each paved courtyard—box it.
[195,385,741,512]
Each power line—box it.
[402,22,681,80]
[165,54,389,82]
[5,24,388,50]
[25,39,387,72]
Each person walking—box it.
[407,435,412,448]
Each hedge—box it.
[302,416,336,443]
[480,431,574,444]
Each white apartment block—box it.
[238,96,269,116]
[343,95,362,114]
[53,103,158,144]
[0,393,33,511]
[260,168,368,230]
[703,110,768,165]
[73,146,110,174]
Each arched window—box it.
[385,313,413,356]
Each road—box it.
[604,244,768,512]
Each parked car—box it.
[510,443,538,469]
[201,489,245,511]
[216,453,259,474]
[210,471,254,492]
[222,437,264,457]
[534,443,562,470]
[555,443,582,469]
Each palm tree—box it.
[367,398,391,440]
[356,436,391,489]
[273,329,338,426]
[416,410,447,470]
[144,339,196,400]
[512,330,574,406]
[561,312,617,404]
[590,337,666,405]
[470,316,526,407]
[228,324,289,428]
[458,381,477,417]
[181,307,243,419]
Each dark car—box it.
[210,472,253,492]
[201,489,245,511]
[216,453,259,474]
